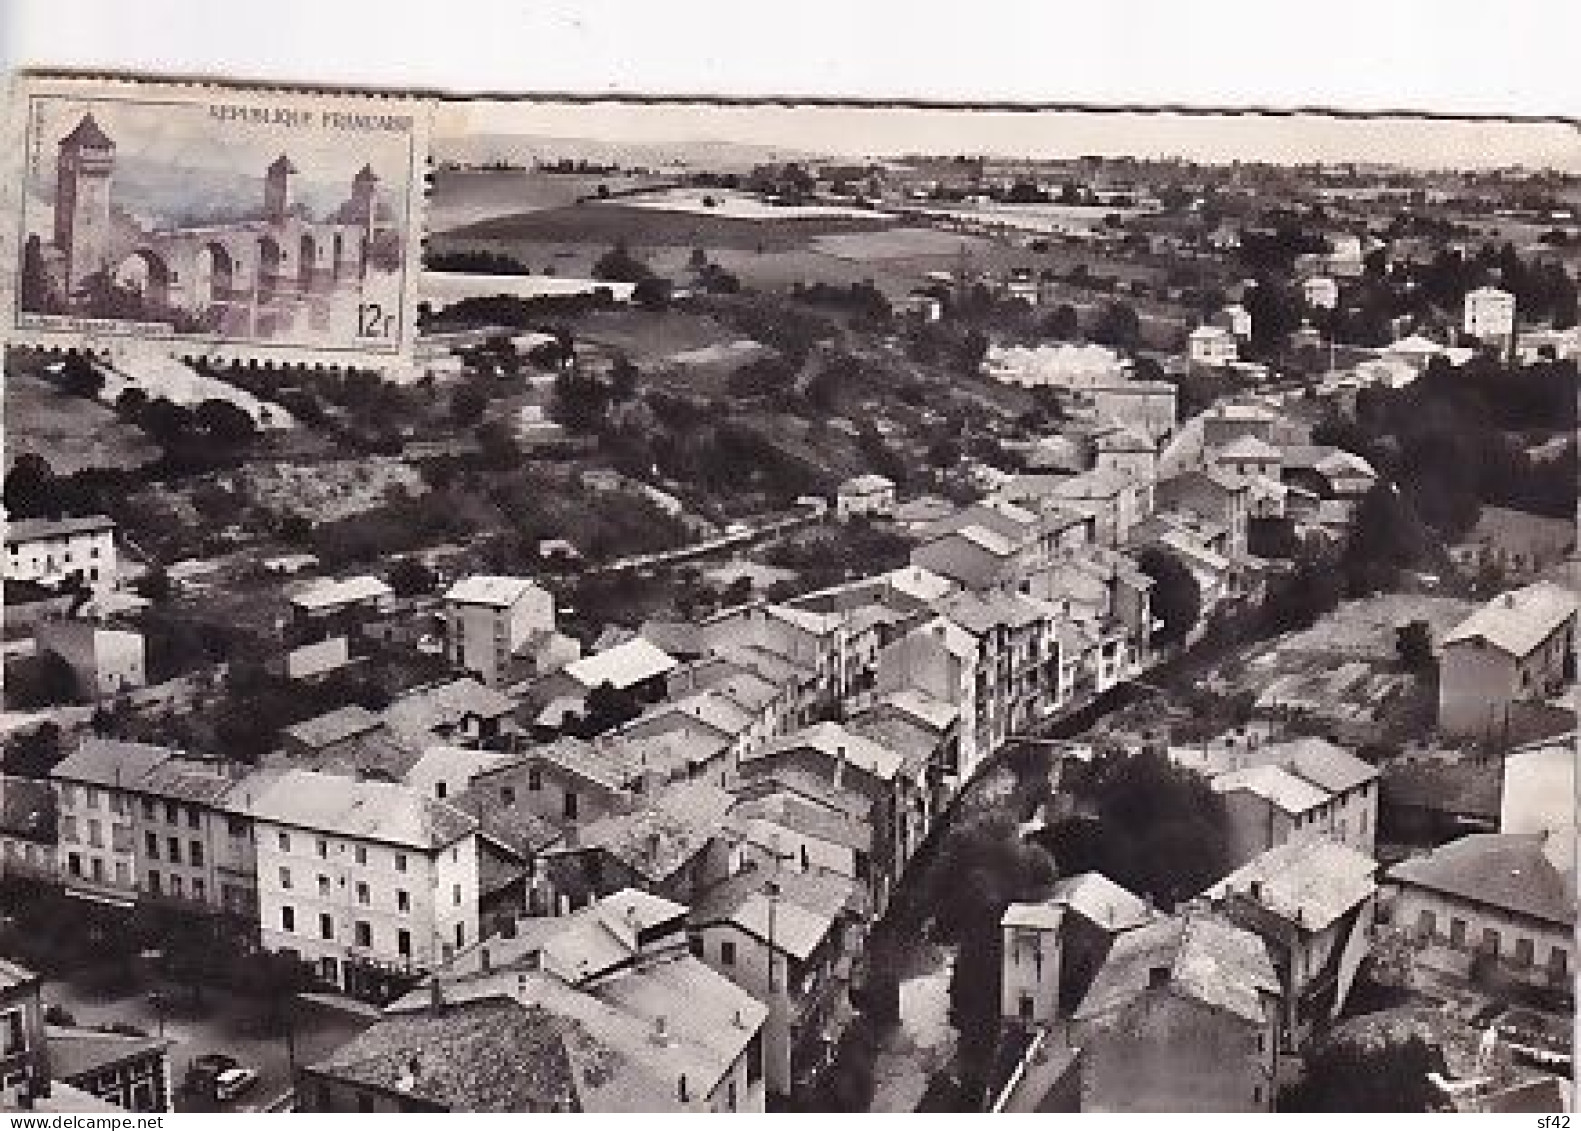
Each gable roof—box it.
[576,781,735,883]
[290,575,392,611]
[51,738,175,790]
[47,1025,169,1081]
[4,514,115,544]
[238,769,477,851]
[445,575,547,608]
[1205,837,1377,931]
[283,704,385,750]
[1386,833,1574,926]
[1074,912,1279,1026]
[749,722,905,783]
[1215,435,1282,462]
[383,679,518,743]
[1442,581,1577,658]
[564,638,678,692]
[1211,764,1329,815]
[1272,737,1379,795]
[1049,871,1155,931]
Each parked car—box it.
[214,1067,261,1103]
[184,1053,239,1098]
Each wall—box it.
[54,781,138,900]
[1077,989,1275,1112]
[1390,882,1571,987]
[1439,640,1519,738]
[1001,923,1063,1025]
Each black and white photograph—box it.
[0,2,1576,1118]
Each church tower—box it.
[264,155,297,222]
[54,113,115,293]
[346,165,379,230]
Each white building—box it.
[1302,276,1339,311]
[1188,325,1238,367]
[240,769,482,995]
[4,515,117,591]
[1223,303,1252,339]
[1463,286,1516,350]
[443,575,556,688]
[834,474,897,521]
[985,343,1128,389]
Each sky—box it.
[440,100,1581,173]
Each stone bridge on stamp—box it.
[42,113,385,337]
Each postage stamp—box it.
[4,74,429,363]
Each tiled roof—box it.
[690,867,858,959]
[1212,764,1330,815]
[1215,435,1282,462]
[1204,837,1377,931]
[134,759,235,805]
[283,704,385,750]
[731,793,872,854]
[750,722,904,783]
[452,783,564,858]
[51,738,175,790]
[0,957,39,993]
[383,679,518,743]
[47,1026,168,1080]
[4,514,114,544]
[564,638,678,692]
[536,737,648,793]
[1271,737,1379,795]
[1001,901,1065,931]
[290,575,392,611]
[1443,581,1577,658]
[444,575,546,608]
[578,781,735,882]
[877,688,959,734]
[238,769,477,850]
[1387,833,1575,927]
[731,766,873,822]
[1074,912,1279,1026]
[1049,872,1155,932]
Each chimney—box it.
[1249,880,1264,903]
[733,1008,746,1029]
[1148,965,1170,990]
[647,831,662,861]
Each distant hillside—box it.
[435,132,826,173]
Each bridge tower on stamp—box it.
[54,113,116,294]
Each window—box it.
[528,768,542,792]
[354,921,372,948]
[1450,918,1467,948]
[189,841,204,867]
[563,791,579,820]
[453,883,462,906]
[1551,948,1569,977]
[1482,927,1501,957]
[68,853,82,877]
[720,940,736,967]
[90,857,103,881]
[2,1010,26,1056]
[278,832,292,852]
[60,815,78,843]
[227,816,247,838]
[397,929,412,957]
[1018,993,1034,1022]
[396,890,410,913]
[747,1031,763,1084]
[689,935,704,957]
[167,836,181,863]
[108,793,125,816]
[165,801,179,824]
[115,862,130,886]
[1514,937,1535,967]
[148,870,161,894]
[85,788,100,810]
[455,923,465,949]
[59,784,76,807]
[87,819,102,848]
[1257,1031,1266,1053]
[320,914,334,940]
[187,807,201,830]
[193,878,205,902]
[500,786,516,807]
[279,866,293,890]
[1416,909,1436,939]
[355,845,368,866]
[171,875,184,898]
[394,853,407,873]
[144,831,159,858]
[316,838,328,859]
[281,906,295,932]
[356,882,370,906]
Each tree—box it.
[194,399,257,444]
[609,355,640,403]
[2,721,63,777]
[632,275,673,311]
[3,453,59,519]
[58,355,105,400]
[1395,619,1434,673]
[387,556,437,597]
[1136,548,1202,646]
[449,382,489,427]
[1091,301,1142,350]
[1042,304,1080,341]
[115,387,149,416]
[5,652,80,711]
[1281,1030,1446,1112]
[592,242,651,284]
[957,327,990,376]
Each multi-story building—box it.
[1201,837,1378,1050]
[298,889,769,1113]
[1438,581,1577,740]
[1070,912,1281,1112]
[1302,275,1339,310]
[50,739,173,906]
[442,575,556,688]
[689,868,862,1098]
[834,474,897,521]
[240,769,481,999]
[0,960,48,1106]
[3,515,116,592]
[1188,325,1238,367]
[1463,285,1516,353]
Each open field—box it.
[428,169,674,234]
[614,186,893,222]
[4,368,160,475]
[439,199,894,253]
